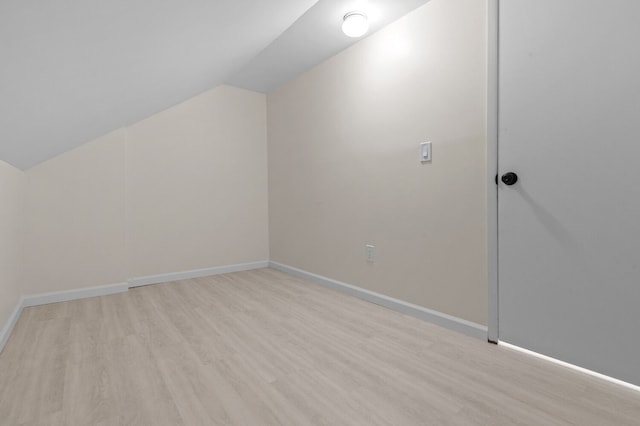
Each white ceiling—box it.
[0,0,430,170]
[228,0,432,93]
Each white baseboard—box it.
[3,259,484,354]
[127,261,270,288]
[0,297,25,353]
[1,261,270,353]
[1,283,127,353]
[269,261,488,340]
[22,282,129,308]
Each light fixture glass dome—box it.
[342,12,369,38]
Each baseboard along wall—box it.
[269,261,488,340]
[22,282,129,308]
[2,259,486,353]
[0,282,129,353]
[127,261,270,287]
[0,297,24,353]
[0,261,269,353]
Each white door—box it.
[498,0,640,386]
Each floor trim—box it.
[128,261,270,288]
[3,260,486,353]
[269,261,488,340]
[2,284,127,353]
[1,261,271,353]
[22,282,129,308]
[0,297,24,353]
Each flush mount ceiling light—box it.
[342,11,369,38]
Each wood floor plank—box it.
[1,268,639,425]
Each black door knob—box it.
[501,172,518,186]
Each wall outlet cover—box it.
[365,244,375,262]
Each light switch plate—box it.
[420,142,432,162]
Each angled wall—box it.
[23,130,127,294]
[127,86,269,278]
[21,85,269,295]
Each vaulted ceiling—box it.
[0,0,430,169]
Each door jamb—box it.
[487,0,500,343]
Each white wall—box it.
[23,130,127,294]
[127,85,269,278]
[0,161,25,328]
[267,0,488,324]
[21,85,269,294]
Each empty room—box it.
[1,0,639,424]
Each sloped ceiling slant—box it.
[0,0,319,169]
[227,0,432,93]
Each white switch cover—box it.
[420,142,432,162]
[365,245,375,262]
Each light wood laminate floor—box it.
[1,268,638,425]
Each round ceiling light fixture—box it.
[342,11,369,38]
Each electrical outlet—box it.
[365,244,375,263]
